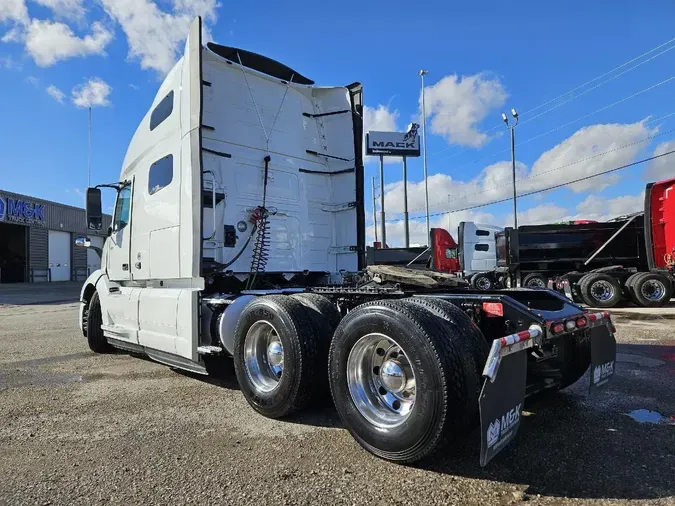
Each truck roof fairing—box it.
[205,43,314,85]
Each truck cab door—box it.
[107,182,132,281]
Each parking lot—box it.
[1,285,674,505]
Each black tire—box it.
[404,296,488,428]
[328,299,472,463]
[471,273,493,290]
[291,293,342,332]
[624,272,644,303]
[86,291,112,353]
[233,295,324,418]
[522,273,548,289]
[578,273,622,308]
[630,272,672,307]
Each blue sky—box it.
[1,0,674,244]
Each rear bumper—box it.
[479,310,616,466]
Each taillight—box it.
[482,302,503,318]
[576,317,587,328]
[552,322,564,334]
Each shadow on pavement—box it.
[0,281,82,306]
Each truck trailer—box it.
[77,17,616,467]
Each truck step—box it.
[197,345,224,355]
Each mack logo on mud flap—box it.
[593,360,615,386]
[487,403,522,449]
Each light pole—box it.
[502,108,519,230]
[419,69,430,244]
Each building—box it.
[0,189,111,283]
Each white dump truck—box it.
[78,17,616,466]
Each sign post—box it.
[379,155,386,247]
[403,156,409,247]
[366,124,421,248]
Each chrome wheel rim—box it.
[475,277,491,290]
[346,333,416,429]
[244,321,284,393]
[527,277,546,288]
[641,279,666,301]
[591,280,615,302]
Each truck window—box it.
[113,185,131,231]
[150,91,174,131]
[475,244,489,252]
[476,230,490,236]
[148,155,174,195]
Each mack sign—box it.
[366,123,421,157]
[0,195,46,227]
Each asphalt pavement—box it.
[0,290,673,505]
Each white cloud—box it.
[100,0,218,74]
[504,203,570,227]
[23,19,113,66]
[2,26,23,42]
[526,121,655,193]
[0,0,29,24]
[0,54,21,69]
[31,0,86,21]
[644,140,675,182]
[72,77,112,108]
[33,0,86,21]
[46,84,65,102]
[380,120,656,229]
[363,103,401,165]
[575,193,644,221]
[424,73,508,148]
[25,74,38,86]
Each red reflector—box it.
[576,317,587,328]
[482,302,503,317]
[552,322,564,334]
[588,313,598,322]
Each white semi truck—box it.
[78,17,616,467]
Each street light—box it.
[419,69,430,244]
[502,107,519,230]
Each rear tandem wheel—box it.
[328,298,479,463]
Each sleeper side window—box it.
[148,155,174,195]
[150,91,174,131]
[476,229,490,236]
[475,244,490,252]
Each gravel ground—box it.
[0,291,674,505]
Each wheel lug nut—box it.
[376,348,385,356]
[392,400,401,410]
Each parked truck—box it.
[77,17,616,467]
[460,180,675,308]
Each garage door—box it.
[87,236,105,274]
[48,230,71,282]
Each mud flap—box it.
[479,349,527,467]
[589,324,616,392]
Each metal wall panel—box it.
[72,232,87,271]
[29,226,48,269]
[0,190,112,234]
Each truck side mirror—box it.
[75,237,92,248]
[86,188,103,231]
